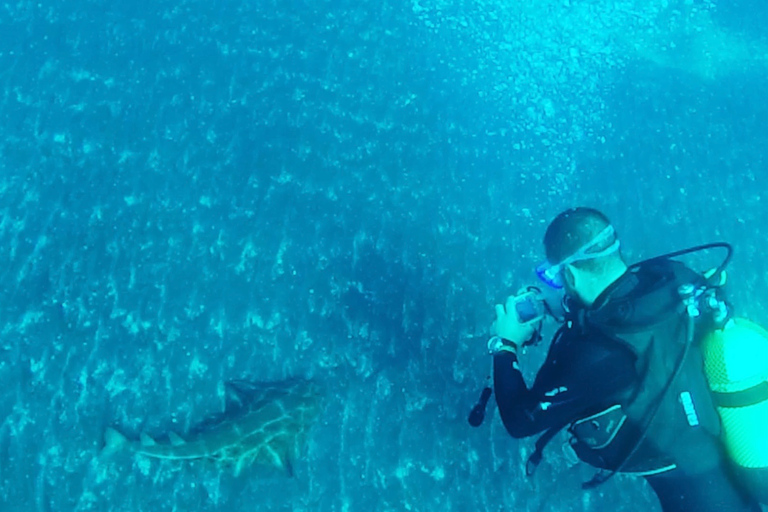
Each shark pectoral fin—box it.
[234,455,249,477]
[140,433,157,447]
[227,380,261,394]
[224,380,268,412]
[168,432,185,446]
[282,453,294,478]
[224,382,247,412]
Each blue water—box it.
[0,0,766,510]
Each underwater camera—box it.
[468,285,567,428]
[512,288,547,325]
[468,286,560,427]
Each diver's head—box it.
[539,207,627,307]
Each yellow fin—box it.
[140,433,157,446]
[168,432,185,446]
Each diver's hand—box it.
[491,295,536,346]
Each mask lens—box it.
[536,263,564,289]
[535,225,619,291]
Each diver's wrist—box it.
[488,336,518,355]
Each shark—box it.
[617,6,768,81]
[103,378,324,476]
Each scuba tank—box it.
[701,316,768,503]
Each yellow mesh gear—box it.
[702,318,768,468]
[703,318,768,391]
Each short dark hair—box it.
[543,207,622,272]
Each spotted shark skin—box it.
[104,378,324,476]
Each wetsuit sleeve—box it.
[493,336,638,439]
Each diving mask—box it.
[536,225,620,289]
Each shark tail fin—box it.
[101,427,129,457]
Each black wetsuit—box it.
[494,274,761,512]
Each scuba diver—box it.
[472,207,767,512]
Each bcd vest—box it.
[550,260,723,477]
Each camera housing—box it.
[512,290,546,324]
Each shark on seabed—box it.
[102,378,325,476]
